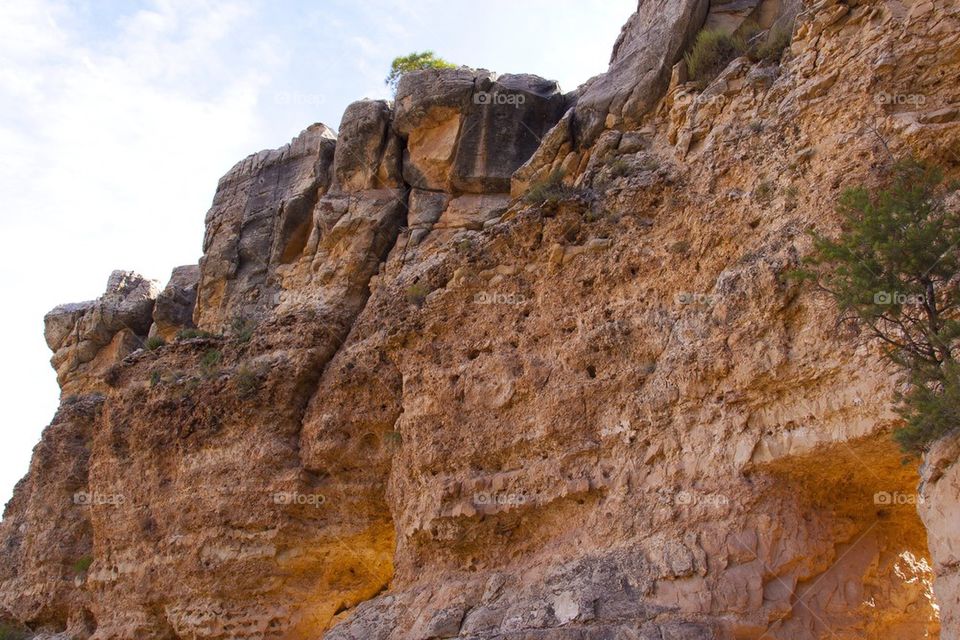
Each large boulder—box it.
[394,68,567,194]
[148,264,200,341]
[574,0,710,146]
[332,99,403,192]
[195,124,337,330]
[44,270,159,394]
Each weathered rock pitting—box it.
[4,0,960,638]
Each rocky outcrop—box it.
[573,0,709,146]
[395,69,565,194]
[148,265,199,341]
[920,433,960,638]
[44,271,158,395]
[5,0,960,639]
[195,124,337,331]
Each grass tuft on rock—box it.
[684,28,746,85]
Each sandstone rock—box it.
[333,99,402,192]
[574,0,709,145]
[195,124,337,330]
[395,68,565,194]
[44,271,158,394]
[6,1,960,639]
[920,432,960,638]
[148,264,199,341]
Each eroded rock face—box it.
[920,434,960,638]
[574,0,709,145]
[195,124,337,331]
[332,99,403,192]
[148,265,200,341]
[5,0,960,638]
[395,68,566,194]
[44,271,159,396]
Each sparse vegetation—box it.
[176,328,218,341]
[235,366,262,397]
[384,430,403,448]
[385,51,456,93]
[750,21,793,64]
[669,240,692,255]
[200,349,222,372]
[146,336,166,350]
[792,160,960,453]
[754,179,776,204]
[149,370,162,387]
[405,283,431,307]
[684,28,746,85]
[230,317,256,343]
[638,156,660,172]
[0,623,28,640]
[607,157,631,179]
[523,169,578,205]
[73,555,93,574]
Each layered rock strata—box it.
[4,0,960,639]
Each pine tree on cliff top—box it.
[385,51,456,94]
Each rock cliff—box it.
[4,0,960,638]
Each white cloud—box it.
[0,0,277,507]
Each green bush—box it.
[230,317,256,343]
[792,160,960,453]
[684,28,746,85]
[385,51,456,93]
[146,336,166,350]
[523,169,577,205]
[149,370,162,387]
[201,349,222,371]
[405,283,431,307]
[73,555,93,574]
[235,367,261,397]
[751,22,793,64]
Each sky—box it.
[0,0,636,508]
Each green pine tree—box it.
[793,160,960,453]
[385,51,456,94]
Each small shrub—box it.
[230,317,256,343]
[639,156,660,172]
[0,623,28,640]
[201,349,222,371]
[235,367,261,397]
[73,555,93,574]
[149,370,162,387]
[748,120,764,134]
[751,22,793,64]
[405,283,430,307]
[607,157,631,179]
[754,180,776,204]
[669,240,691,255]
[684,28,746,85]
[384,431,403,448]
[146,336,166,350]
[524,169,577,205]
[176,328,218,341]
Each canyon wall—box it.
[4,0,960,638]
